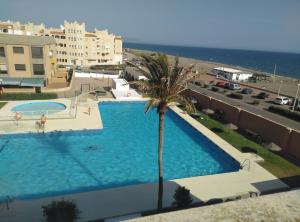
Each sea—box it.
[124,42,300,79]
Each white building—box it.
[111,78,142,100]
[0,20,123,67]
[211,67,253,82]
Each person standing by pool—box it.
[15,112,22,126]
[40,114,47,133]
[87,106,91,116]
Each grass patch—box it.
[192,112,300,179]
[0,102,7,109]
[0,93,58,101]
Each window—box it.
[0,64,7,74]
[15,64,26,71]
[61,36,66,39]
[33,64,44,75]
[31,47,43,58]
[13,47,24,54]
[0,47,5,57]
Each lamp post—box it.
[277,80,283,96]
[273,64,277,82]
[292,84,300,112]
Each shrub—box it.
[173,186,193,208]
[213,109,225,121]
[194,81,202,86]
[42,199,80,222]
[0,93,58,101]
[252,100,260,105]
[269,106,300,122]
[211,86,219,92]
[228,93,243,99]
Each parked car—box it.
[215,81,226,88]
[228,83,241,90]
[296,103,300,111]
[241,88,253,94]
[257,92,269,99]
[273,96,290,105]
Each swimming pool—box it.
[11,101,66,116]
[0,102,240,200]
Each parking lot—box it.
[188,83,300,131]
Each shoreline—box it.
[127,48,300,98]
[124,43,300,79]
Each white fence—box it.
[74,71,120,79]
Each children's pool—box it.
[11,101,66,116]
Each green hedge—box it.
[211,86,219,92]
[252,100,260,105]
[0,93,58,101]
[228,93,243,99]
[269,106,300,122]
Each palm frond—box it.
[145,98,159,113]
[174,95,196,113]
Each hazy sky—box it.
[1,0,299,53]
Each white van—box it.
[273,97,290,105]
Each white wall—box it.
[112,79,130,91]
[74,71,119,79]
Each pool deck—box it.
[0,99,289,222]
[0,98,103,133]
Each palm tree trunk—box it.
[157,112,164,210]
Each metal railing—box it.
[0,196,13,211]
[240,159,251,171]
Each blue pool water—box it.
[11,102,66,115]
[0,102,239,200]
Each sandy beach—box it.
[128,49,300,98]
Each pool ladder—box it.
[0,141,9,153]
[0,196,13,210]
[240,159,251,171]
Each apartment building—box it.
[0,20,123,67]
[0,34,56,87]
[0,20,45,36]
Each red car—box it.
[215,81,226,88]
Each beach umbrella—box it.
[224,123,238,130]
[202,108,215,115]
[264,142,282,152]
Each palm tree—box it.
[136,53,195,210]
